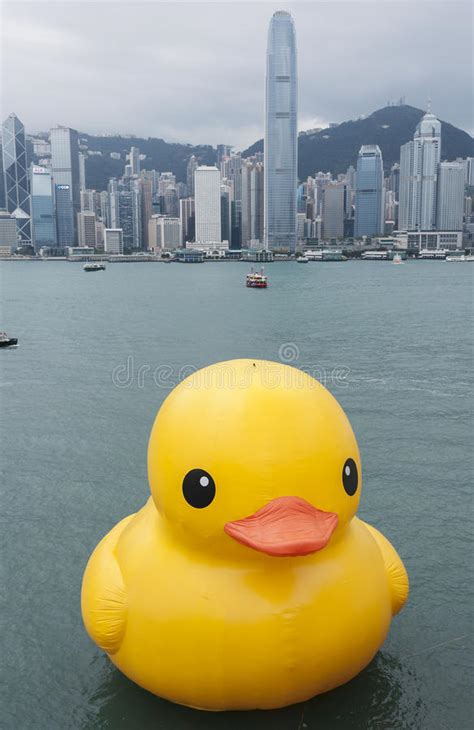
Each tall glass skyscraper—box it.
[354,145,384,237]
[50,126,80,242]
[264,11,297,252]
[1,113,31,244]
[398,110,441,231]
[30,166,57,250]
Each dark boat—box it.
[83,263,106,272]
[0,331,18,347]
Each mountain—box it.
[81,134,216,191]
[0,106,472,207]
[243,105,474,178]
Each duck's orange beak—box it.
[224,496,338,557]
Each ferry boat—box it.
[418,249,448,259]
[0,331,18,348]
[83,263,106,272]
[296,256,309,263]
[246,267,268,288]
[445,253,474,262]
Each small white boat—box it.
[392,253,403,265]
[297,256,309,263]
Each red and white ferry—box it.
[246,267,268,289]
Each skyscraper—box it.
[50,126,80,243]
[354,145,384,237]
[129,146,141,176]
[30,166,56,250]
[194,166,221,245]
[1,113,31,244]
[398,109,441,230]
[186,155,198,197]
[264,11,297,252]
[55,184,75,247]
[77,211,97,247]
[436,161,465,231]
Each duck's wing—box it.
[362,521,409,616]
[81,514,135,654]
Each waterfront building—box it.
[179,197,195,246]
[30,166,56,250]
[436,161,465,231]
[104,228,123,254]
[399,230,463,251]
[77,211,97,247]
[1,113,31,244]
[186,156,199,197]
[321,183,350,240]
[50,126,80,242]
[264,11,298,252]
[55,184,75,247]
[0,210,18,249]
[195,166,221,244]
[148,215,181,251]
[129,146,140,176]
[399,109,441,230]
[354,145,384,237]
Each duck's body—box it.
[83,501,407,710]
[82,359,408,710]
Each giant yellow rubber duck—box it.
[82,359,409,710]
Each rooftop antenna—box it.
[427,97,432,113]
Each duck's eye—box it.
[182,469,216,508]
[342,458,358,496]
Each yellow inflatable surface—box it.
[81,359,409,710]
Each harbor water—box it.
[1,259,473,729]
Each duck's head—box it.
[148,359,361,559]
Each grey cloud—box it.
[2,2,472,148]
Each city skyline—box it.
[2,2,473,148]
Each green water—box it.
[1,260,473,729]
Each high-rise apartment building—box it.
[50,126,80,243]
[399,110,441,230]
[30,166,56,250]
[264,11,297,251]
[1,113,31,244]
[436,161,465,231]
[194,166,221,245]
[354,145,384,237]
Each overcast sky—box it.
[2,1,473,149]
